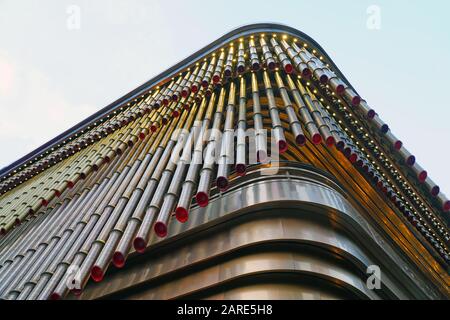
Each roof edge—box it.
[0,23,352,179]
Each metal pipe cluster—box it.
[0,31,448,300]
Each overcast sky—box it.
[0,0,449,192]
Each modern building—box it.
[0,24,448,300]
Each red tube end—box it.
[394,140,402,150]
[41,199,48,207]
[133,237,147,253]
[91,266,104,282]
[431,186,440,197]
[296,134,306,146]
[54,190,61,198]
[139,132,146,140]
[406,155,416,166]
[252,62,260,71]
[113,252,125,268]
[191,85,198,93]
[154,222,168,238]
[351,96,361,106]
[181,89,190,98]
[336,84,345,95]
[268,61,276,71]
[348,153,358,164]
[325,136,335,147]
[150,125,157,133]
[172,110,180,118]
[236,163,246,176]
[343,147,352,158]
[67,181,74,188]
[312,133,322,145]
[302,68,311,78]
[278,140,288,153]
[418,170,427,183]
[216,176,229,191]
[284,63,293,74]
[336,141,345,150]
[212,75,220,84]
[356,159,364,167]
[50,293,61,300]
[380,124,389,134]
[319,74,329,84]
[196,191,209,207]
[72,288,82,296]
[443,201,450,212]
[175,207,189,223]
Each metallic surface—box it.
[76,164,445,300]
[0,24,448,300]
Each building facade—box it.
[0,24,448,300]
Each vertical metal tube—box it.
[216,81,236,191]
[235,77,247,175]
[195,88,226,207]
[262,71,287,153]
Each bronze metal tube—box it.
[251,73,268,162]
[274,72,306,146]
[291,42,328,84]
[201,56,217,88]
[182,66,199,97]
[175,96,214,221]
[216,81,236,191]
[224,46,234,77]
[50,144,139,298]
[249,38,260,71]
[270,37,293,74]
[191,61,208,93]
[13,168,108,299]
[235,77,247,175]
[194,89,225,207]
[280,39,310,78]
[153,105,203,236]
[285,74,321,144]
[260,37,276,70]
[237,41,246,74]
[134,111,190,246]
[263,71,287,153]
[111,119,176,264]
[212,51,225,84]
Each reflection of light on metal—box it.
[0,26,447,301]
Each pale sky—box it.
[0,0,449,193]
